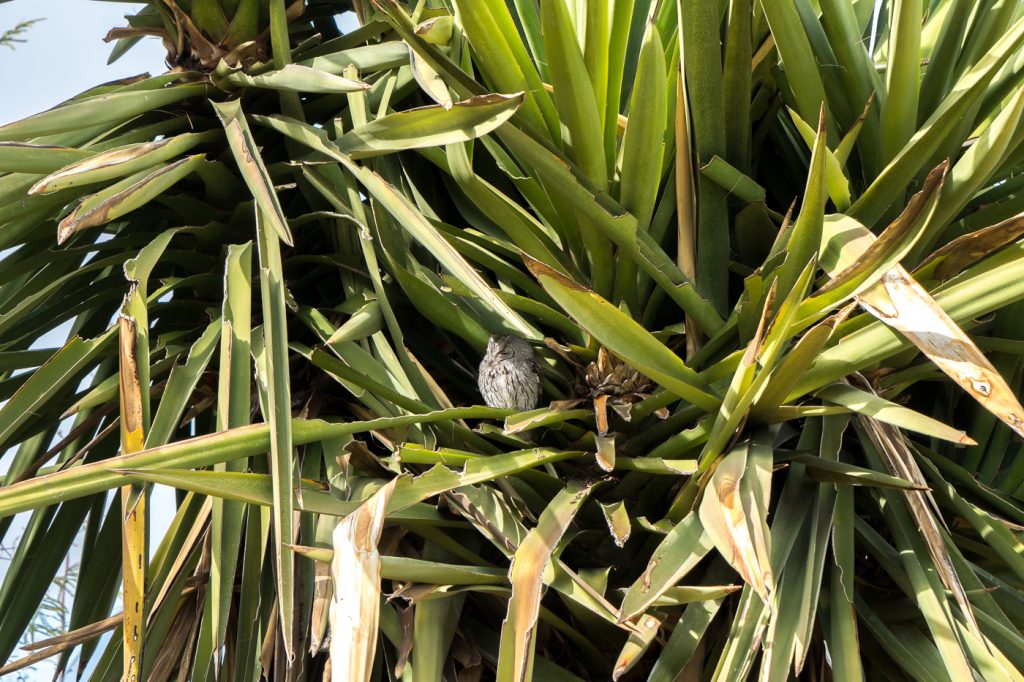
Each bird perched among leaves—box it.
[478,335,541,411]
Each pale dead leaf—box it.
[817,214,1024,438]
[699,442,774,602]
[858,268,1024,437]
[596,433,616,472]
[497,480,594,680]
[310,560,331,655]
[329,478,398,682]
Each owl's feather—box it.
[478,335,541,410]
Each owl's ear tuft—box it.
[486,336,498,352]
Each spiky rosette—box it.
[2,0,1024,680]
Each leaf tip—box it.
[56,215,77,245]
[523,252,587,292]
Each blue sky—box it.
[0,4,362,675]
[0,0,167,125]
[0,4,169,677]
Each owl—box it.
[478,335,541,410]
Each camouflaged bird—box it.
[478,335,541,411]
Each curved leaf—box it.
[525,256,720,412]
[334,93,523,158]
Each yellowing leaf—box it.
[409,47,453,109]
[414,15,453,45]
[699,440,773,602]
[859,269,1024,437]
[816,207,1024,438]
[599,500,631,548]
[117,312,146,682]
[497,480,594,682]
[613,612,662,681]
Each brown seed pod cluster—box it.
[574,347,659,435]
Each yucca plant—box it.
[4,0,1024,679]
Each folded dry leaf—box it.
[818,217,1024,437]
[329,478,398,682]
[698,442,774,603]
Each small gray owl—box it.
[478,335,541,410]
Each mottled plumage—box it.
[478,335,541,410]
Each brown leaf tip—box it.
[522,252,589,292]
[460,92,526,108]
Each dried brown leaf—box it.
[915,212,1024,282]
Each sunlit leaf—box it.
[699,439,773,602]
[330,478,397,682]
[497,480,594,682]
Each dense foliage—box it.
[4,0,1024,679]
